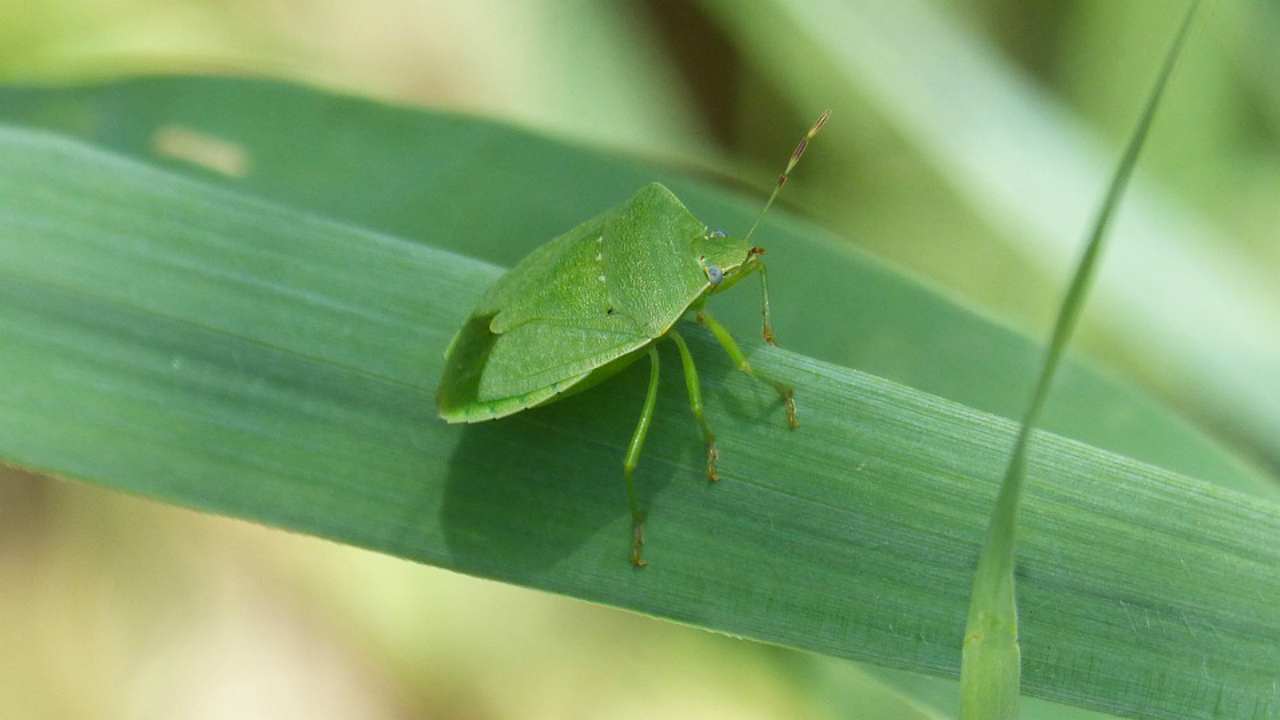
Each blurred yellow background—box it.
[2,1,1276,717]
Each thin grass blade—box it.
[959,5,1200,717]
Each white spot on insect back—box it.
[598,274,606,283]
[596,236,604,244]
[595,252,602,261]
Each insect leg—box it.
[695,308,798,429]
[707,256,779,345]
[667,328,719,482]
[624,344,661,568]
[757,260,777,345]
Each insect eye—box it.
[706,264,724,285]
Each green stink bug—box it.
[437,112,828,567]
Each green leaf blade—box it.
[0,76,1270,500]
[2,125,1279,719]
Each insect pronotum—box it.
[437,111,829,567]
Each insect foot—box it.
[631,518,648,568]
[763,324,777,346]
[783,390,799,429]
[707,442,720,483]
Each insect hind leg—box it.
[667,329,719,482]
[695,308,798,429]
[623,344,661,568]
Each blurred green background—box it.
[2,1,1276,717]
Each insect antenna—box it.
[743,110,830,245]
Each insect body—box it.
[437,112,828,567]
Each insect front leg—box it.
[667,328,719,482]
[695,308,798,429]
[624,344,661,568]
[756,260,778,345]
[714,255,779,345]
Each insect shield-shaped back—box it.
[436,182,712,423]
[437,111,825,567]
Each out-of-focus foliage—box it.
[1,2,1276,719]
